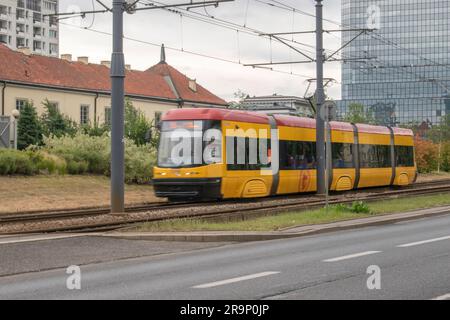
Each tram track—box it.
[1,179,450,235]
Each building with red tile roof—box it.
[0,44,228,124]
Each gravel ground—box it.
[0,189,400,234]
[1,175,449,234]
[0,176,162,214]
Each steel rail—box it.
[1,179,450,234]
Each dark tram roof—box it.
[162,108,413,136]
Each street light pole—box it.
[315,0,326,195]
[111,0,126,213]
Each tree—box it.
[228,89,249,109]
[427,115,450,143]
[17,101,43,150]
[41,99,78,138]
[344,103,375,124]
[125,99,152,146]
[79,122,109,137]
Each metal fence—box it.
[0,116,11,148]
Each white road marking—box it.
[193,271,280,289]
[397,235,450,248]
[432,293,450,300]
[323,251,382,262]
[0,234,87,245]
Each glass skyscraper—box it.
[338,0,450,126]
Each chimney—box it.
[125,64,131,71]
[101,60,111,68]
[61,54,72,62]
[17,47,31,56]
[188,79,197,92]
[77,56,89,64]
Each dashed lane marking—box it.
[193,271,281,289]
[397,235,450,248]
[323,251,382,262]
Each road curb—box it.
[103,206,450,242]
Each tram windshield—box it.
[157,120,222,168]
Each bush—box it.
[41,133,111,175]
[125,143,156,184]
[38,133,157,183]
[415,137,439,173]
[331,201,371,214]
[0,149,69,176]
[0,149,36,175]
[350,201,371,214]
[28,151,67,175]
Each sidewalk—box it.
[104,205,450,242]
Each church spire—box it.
[160,44,166,63]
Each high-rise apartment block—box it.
[0,0,58,56]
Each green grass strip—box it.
[135,193,450,232]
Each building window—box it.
[45,100,59,111]
[104,107,111,126]
[16,98,28,111]
[49,43,58,55]
[80,105,90,125]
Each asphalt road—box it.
[0,214,450,300]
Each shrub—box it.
[125,142,156,184]
[37,133,157,183]
[28,151,67,175]
[0,149,36,175]
[350,201,371,214]
[331,202,371,214]
[414,137,439,173]
[41,133,111,175]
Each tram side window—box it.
[359,144,391,168]
[395,146,414,167]
[226,137,271,171]
[331,143,354,168]
[279,141,316,170]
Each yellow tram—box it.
[153,108,416,200]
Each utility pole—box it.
[110,0,126,213]
[315,0,326,195]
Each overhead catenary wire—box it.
[1,4,313,78]
[142,0,329,54]
[58,20,313,78]
[264,0,450,73]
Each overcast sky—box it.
[59,0,343,101]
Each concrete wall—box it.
[1,83,177,125]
